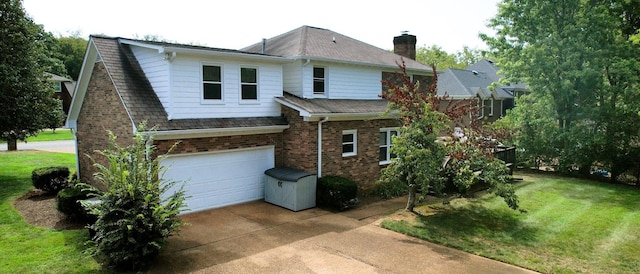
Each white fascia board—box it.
[304,112,398,122]
[118,39,165,52]
[164,47,290,63]
[148,125,290,140]
[274,98,311,117]
[65,39,100,130]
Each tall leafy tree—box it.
[55,33,88,80]
[0,0,60,150]
[483,0,640,180]
[416,45,486,70]
[379,61,518,211]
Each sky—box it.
[22,0,501,54]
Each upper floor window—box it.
[342,130,357,157]
[379,128,398,164]
[202,65,222,100]
[313,67,325,95]
[241,67,258,100]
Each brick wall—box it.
[281,106,318,172]
[154,133,284,167]
[320,119,400,190]
[76,61,134,187]
[282,105,400,191]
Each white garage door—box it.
[161,146,275,213]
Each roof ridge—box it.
[299,26,308,56]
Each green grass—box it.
[0,151,102,273]
[381,172,640,273]
[0,129,73,144]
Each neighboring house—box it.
[66,26,433,213]
[436,60,529,123]
[46,73,75,115]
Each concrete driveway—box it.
[150,198,537,273]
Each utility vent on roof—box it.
[472,70,479,75]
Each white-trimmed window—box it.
[52,82,62,93]
[240,67,258,101]
[342,130,357,157]
[313,66,325,95]
[485,98,494,116]
[379,128,398,164]
[202,64,222,101]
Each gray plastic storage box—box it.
[264,167,317,211]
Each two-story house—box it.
[437,60,529,123]
[66,26,433,213]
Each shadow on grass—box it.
[408,202,540,247]
[558,179,640,211]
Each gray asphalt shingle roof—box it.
[278,93,389,115]
[437,60,523,100]
[242,26,433,72]
[91,36,287,131]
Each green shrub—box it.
[56,181,97,222]
[31,166,69,193]
[374,179,409,199]
[85,126,185,271]
[316,176,358,211]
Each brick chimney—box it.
[393,32,417,60]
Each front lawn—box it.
[0,129,73,144]
[0,151,101,273]
[381,172,640,273]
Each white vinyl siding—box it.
[131,46,170,110]
[169,56,282,119]
[283,61,303,97]
[299,63,382,99]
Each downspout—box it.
[317,117,329,177]
[71,128,80,180]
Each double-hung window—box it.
[313,67,325,95]
[342,130,357,157]
[52,82,62,93]
[241,67,258,100]
[202,65,222,101]
[379,128,398,164]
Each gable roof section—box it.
[437,60,524,100]
[276,92,393,121]
[66,36,288,138]
[242,26,432,72]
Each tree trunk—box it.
[7,139,17,151]
[406,184,417,212]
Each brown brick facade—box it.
[76,61,135,187]
[282,106,400,190]
[154,133,284,167]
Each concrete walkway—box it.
[0,140,75,154]
[150,198,537,273]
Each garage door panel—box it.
[161,147,275,213]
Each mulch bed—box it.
[13,189,85,230]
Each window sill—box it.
[201,100,225,105]
[379,161,391,165]
[239,100,260,105]
[342,153,357,157]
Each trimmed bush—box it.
[31,166,70,193]
[316,176,358,211]
[56,182,97,222]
